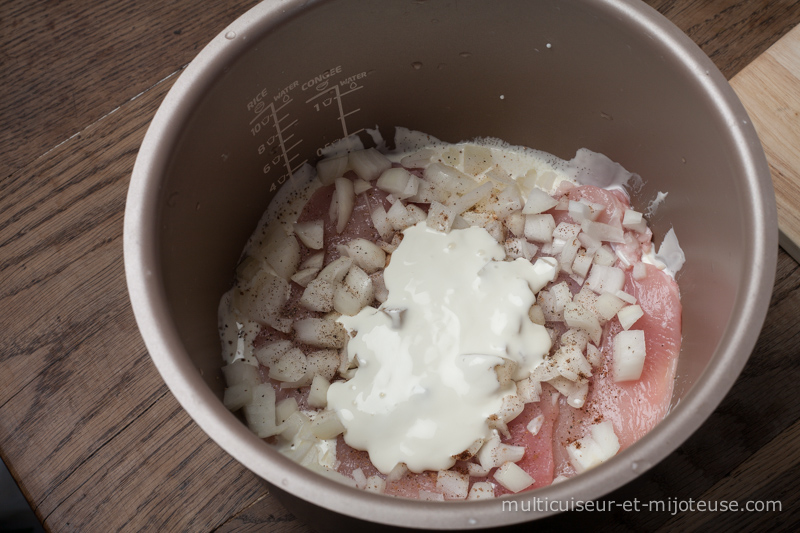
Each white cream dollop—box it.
[327,222,555,474]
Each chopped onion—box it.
[566,421,620,473]
[632,262,647,280]
[528,304,546,326]
[467,462,491,478]
[463,145,493,175]
[407,178,447,204]
[316,154,349,185]
[300,251,325,271]
[593,244,617,266]
[223,383,253,411]
[516,377,542,403]
[419,490,445,502]
[490,185,523,219]
[365,475,387,494]
[343,238,387,274]
[269,347,307,382]
[448,181,494,215]
[504,211,526,237]
[317,256,353,284]
[311,409,346,439]
[306,349,339,381]
[291,267,320,287]
[594,292,626,321]
[232,271,290,325]
[334,177,355,233]
[293,318,346,349]
[613,329,646,381]
[585,264,626,295]
[254,230,301,280]
[561,328,589,352]
[370,271,389,303]
[615,289,637,304]
[275,397,299,425]
[424,162,472,196]
[493,462,534,493]
[300,278,335,312]
[505,238,538,261]
[497,394,525,423]
[293,220,324,250]
[467,482,495,500]
[427,201,457,233]
[405,203,427,224]
[353,179,372,195]
[349,148,391,181]
[527,414,545,436]
[554,344,592,382]
[523,188,559,214]
[524,213,556,243]
[369,203,394,240]
[254,340,293,367]
[564,302,602,344]
[572,248,594,278]
[582,219,625,243]
[351,468,367,489]
[334,265,374,316]
[386,200,415,230]
[436,471,469,500]
[400,148,435,168]
[221,360,261,387]
[617,304,644,330]
[622,209,647,233]
[559,236,581,273]
[386,463,408,482]
[243,383,279,438]
[376,167,414,196]
[307,375,331,408]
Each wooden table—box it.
[2,1,799,531]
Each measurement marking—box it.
[291,160,308,174]
[338,85,364,98]
[277,113,291,124]
[342,109,361,118]
[285,140,302,153]
[269,103,299,180]
[305,82,365,140]
[249,108,269,125]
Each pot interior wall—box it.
[157,0,748,411]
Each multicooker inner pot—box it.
[124,0,777,528]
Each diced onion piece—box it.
[300,278,335,312]
[353,179,372,194]
[221,360,261,387]
[467,463,491,478]
[291,267,320,287]
[527,414,545,436]
[505,212,525,237]
[407,178,447,204]
[494,359,517,388]
[524,213,556,243]
[586,343,603,368]
[386,463,408,482]
[300,252,325,271]
[400,148,435,168]
[243,383,279,438]
[564,302,602,345]
[632,262,648,280]
[566,421,620,473]
[522,188,559,214]
[370,271,389,303]
[615,290,637,304]
[493,462,534,493]
[334,265,374,316]
[578,231,602,254]
[254,340,293,367]
[484,164,515,186]
[275,397,299,425]
[528,304,546,326]
[349,148,391,181]
[491,185,523,219]
[316,154,349,185]
[463,145,493,175]
[406,204,427,224]
[311,410,346,439]
[293,220,324,250]
[344,238,386,274]
[365,475,387,494]
[516,377,542,403]
[307,375,331,408]
[552,222,582,242]
[306,349,339,381]
[232,271,290,325]
[467,482,495,500]
[613,329,646,381]
[567,381,589,408]
[235,256,262,285]
[585,264,626,295]
[560,237,581,273]
[436,471,469,500]
[424,162,472,196]
[476,433,502,469]
[255,231,301,280]
[505,238,538,261]
[568,200,601,223]
[551,282,573,312]
[593,245,617,266]
[386,200,415,230]
[376,167,414,196]
[317,256,353,284]
[351,468,367,489]
[294,318,346,349]
[223,383,253,411]
[448,181,494,215]
[419,490,445,502]
[617,304,644,330]
[582,219,625,243]
[561,328,589,352]
[555,344,592,382]
[369,204,393,240]
[595,292,626,321]
[622,209,648,233]
[269,347,307,382]
[572,248,595,278]
[496,395,525,423]
[427,201,458,233]
[334,177,355,234]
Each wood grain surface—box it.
[731,24,800,263]
[1,1,799,532]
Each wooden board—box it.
[731,24,800,263]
